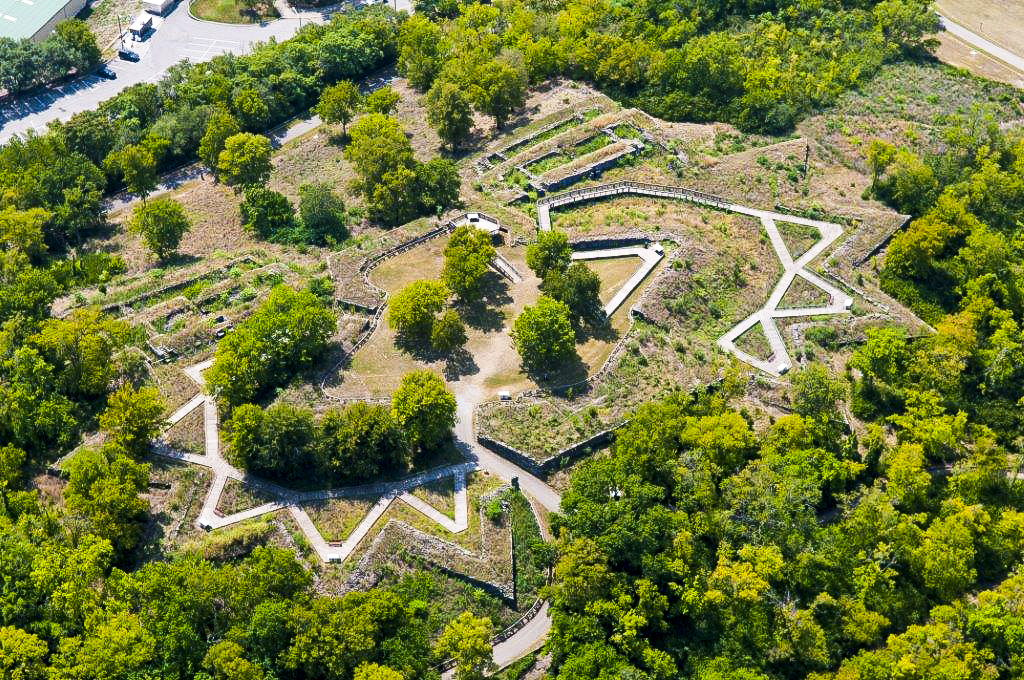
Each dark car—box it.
[118,48,140,62]
[96,65,117,80]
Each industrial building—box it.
[0,0,87,41]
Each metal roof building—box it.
[0,0,87,41]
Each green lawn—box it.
[190,0,278,23]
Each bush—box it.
[241,187,296,242]
[298,182,349,245]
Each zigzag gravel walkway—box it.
[535,181,853,375]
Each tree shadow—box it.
[574,315,619,344]
[160,253,201,269]
[443,347,479,380]
[453,271,512,333]
[523,351,589,390]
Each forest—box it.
[1,0,1023,677]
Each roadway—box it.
[937,13,1024,74]
[0,0,412,143]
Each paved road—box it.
[0,0,412,143]
[938,13,1024,73]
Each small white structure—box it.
[455,212,502,238]
[143,0,175,15]
[498,390,511,401]
[128,12,152,38]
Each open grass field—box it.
[935,0,1024,62]
[190,0,278,23]
[934,32,1024,87]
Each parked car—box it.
[96,65,117,80]
[118,48,140,62]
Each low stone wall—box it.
[543,143,642,192]
[478,424,623,475]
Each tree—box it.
[345,114,415,197]
[225,403,318,482]
[298,182,348,245]
[442,225,495,299]
[217,133,272,189]
[363,86,400,115]
[104,144,157,197]
[426,80,474,150]
[98,385,165,458]
[415,157,461,215]
[543,261,602,326]
[241,187,296,242]
[398,15,445,90]
[368,166,420,227]
[436,611,494,680]
[471,60,526,128]
[0,625,48,680]
[354,663,404,680]
[202,641,265,680]
[199,111,242,173]
[0,445,25,514]
[512,295,576,371]
[526,231,572,278]
[65,445,150,558]
[790,362,844,424]
[55,19,101,70]
[316,81,362,135]
[391,371,456,452]
[129,196,191,260]
[318,403,410,481]
[49,611,155,680]
[207,285,337,409]
[232,87,270,131]
[431,309,467,352]
[389,280,449,339]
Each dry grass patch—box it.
[933,31,1024,87]
[305,496,378,543]
[934,0,1024,60]
[735,323,773,361]
[409,476,456,517]
[165,407,204,455]
[217,479,277,515]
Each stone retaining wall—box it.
[478,424,623,475]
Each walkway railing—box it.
[536,181,731,230]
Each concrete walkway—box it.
[716,209,851,375]
[156,359,475,562]
[533,181,852,375]
[155,356,562,671]
[571,245,663,317]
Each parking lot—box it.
[0,1,310,142]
